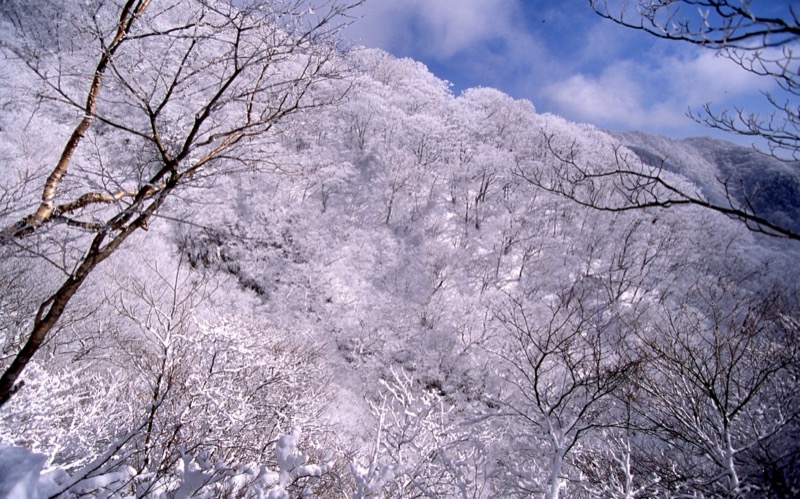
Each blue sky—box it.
[343,0,792,145]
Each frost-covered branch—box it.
[0,0,361,407]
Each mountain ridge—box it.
[612,130,800,235]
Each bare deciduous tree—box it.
[0,0,360,406]
[632,285,800,496]
[493,285,639,499]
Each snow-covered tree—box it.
[0,0,361,406]
[351,367,497,498]
[492,284,639,499]
[2,241,336,494]
[632,284,800,496]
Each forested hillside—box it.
[614,131,800,236]
[1,1,799,498]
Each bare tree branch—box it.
[0,0,363,406]
[517,132,800,241]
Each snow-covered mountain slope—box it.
[1,2,799,496]
[614,131,800,235]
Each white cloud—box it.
[407,0,519,58]
[344,0,530,59]
[540,48,767,134]
[663,50,765,104]
[541,61,682,129]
